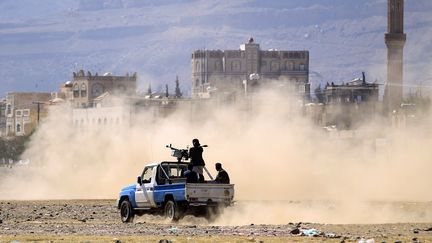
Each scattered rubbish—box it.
[301,228,319,236]
[325,232,340,238]
[358,238,374,243]
[167,226,178,234]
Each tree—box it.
[175,75,182,98]
[165,84,169,98]
[315,84,325,103]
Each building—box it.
[323,73,379,104]
[71,70,137,108]
[384,0,406,112]
[191,38,309,99]
[4,92,51,136]
[321,73,379,129]
[0,99,6,136]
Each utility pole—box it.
[32,101,45,123]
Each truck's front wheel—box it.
[164,200,181,221]
[120,200,135,223]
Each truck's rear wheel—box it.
[164,200,180,221]
[120,200,135,223]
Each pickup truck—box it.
[117,161,234,223]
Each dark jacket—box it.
[215,169,230,184]
[189,146,205,166]
[184,170,199,183]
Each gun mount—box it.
[166,144,189,162]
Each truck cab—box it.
[117,161,234,223]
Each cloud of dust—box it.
[1,87,432,224]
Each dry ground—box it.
[0,200,431,242]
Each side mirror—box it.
[137,176,142,185]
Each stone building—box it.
[0,99,6,136]
[71,70,137,108]
[322,73,379,129]
[4,92,51,136]
[191,38,309,98]
[323,73,379,104]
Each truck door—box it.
[135,166,156,208]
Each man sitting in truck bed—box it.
[183,163,199,183]
[215,163,230,184]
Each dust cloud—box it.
[1,88,432,224]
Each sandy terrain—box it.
[0,200,431,242]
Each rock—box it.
[247,237,256,242]
[159,240,172,243]
[394,241,402,243]
[79,218,87,223]
[424,227,432,231]
[290,228,300,234]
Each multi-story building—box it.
[191,38,309,98]
[0,99,6,136]
[323,74,379,104]
[4,92,51,136]
[71,70,137,108]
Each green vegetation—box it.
[0,133,33,161]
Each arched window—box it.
[299,64,305,70]
[73,84,80,98]
[80,84,87,97]
[195,79,200,87]
[195,61,200,72]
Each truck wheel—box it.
[120,200,135,223]
[164,200,180,221]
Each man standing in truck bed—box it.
[189,138,205,178]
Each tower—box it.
[384,0,406,112]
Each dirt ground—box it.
[0,200,431,242]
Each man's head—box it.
[215,163,222,171]
[192,138,200,147]
[187,163,194,171]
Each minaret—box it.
[384,0,406,112]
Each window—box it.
[195,79,200,87]
[15,110,22,117]
[80,84,87,97]
[271,61,280,71]
[6,104,11,115]
[299,64,305,70]
[141,166,155,184]
[73,84,80,98]
[231,61,241,71]
[23,110,29,116]
[16,124,21,133]
[195,61,200,72]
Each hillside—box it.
[0,0,431,97]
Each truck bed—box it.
[185,183,234,206]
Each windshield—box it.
[157,162,188,185]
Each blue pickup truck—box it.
[117,161,234,223]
